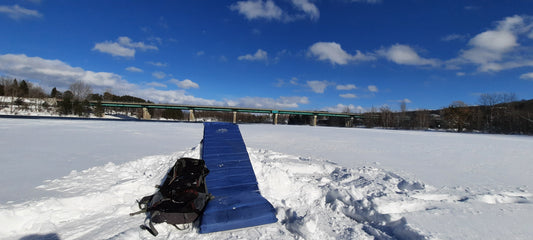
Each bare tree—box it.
[380,105,393,128]
[443,101,471,132]
[69,81,92,100]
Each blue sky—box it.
[1,0,533,112]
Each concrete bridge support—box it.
[273,113,279,125]
[232,111,237,124]
[346,117,354,127]
[142,108,151,120]
[189,109,196,122]
[311,115,317,126]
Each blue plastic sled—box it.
[199,122,277,233]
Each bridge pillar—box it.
[142,108,151,120]
[311,115,317,126]
[273,113,278,125]
[346,117,354,127]
[232,111,237,124]
[189,109,196,122]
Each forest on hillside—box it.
[1,77,532,134]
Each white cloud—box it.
[227,96,309,108]
[398,98,412,103]
[196,51,205,56]
[147,82,167,88]
[118,37,158,51]
[336,84,357,90]
[322,104,365,113]
[0,53,133,91]
[230,0,320,22]
[0,4,41,20]
[152,71,166,79]
[469,30,518,53]
[291,0,319,20]
[230,0,283,20]
[0,53,222,105]
[456,72,466,76]
[146,61,167,67]
[307,80,330,93]
[238,49,268,61]
[126,66,143,73]
[378,44,439,66]
[520,72,533,80]
[309,42,375,65]
[169,79,200,89]
[368,85,378,92]
[92,36,158,58]
[450,15,533,72]
[340,93,357,99]
[133,88,221,106]
[92,42,135,57]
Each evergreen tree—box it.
[10,79,19,97]
[94,99,105,117]
[60,91,74,115]
[19,80,29,97]
[73,99,84,116]
[51,87,58,98]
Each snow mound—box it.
[1,147,531,239]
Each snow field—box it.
[1,119,532,239]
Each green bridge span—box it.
[89,101,362,126]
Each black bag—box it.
[131,157,211,236]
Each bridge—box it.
[89,101,362,126]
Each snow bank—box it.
[1,146,439,240]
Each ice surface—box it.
[1,118,532,239]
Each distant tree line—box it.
[348,93,532,134]
[2,77,532,134]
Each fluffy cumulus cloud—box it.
[368,85,378,92]
[0,4,41,20]
[322,103,365,113]
[93,42,134,57]
[309,42,375,65]
[307,80,330,93]
[450,15,533,72]
[230,0,319,21]
[378,44,439,67]
[336,84,357,90]
[291,0,319,20]
[238,49,268,61]
[169,79,200,89]
[0,53,133,91]
[226,96,309,108]
[230,0,283,20]
[133,88,221,106]
[0,53,253,106]
[92,36,158,58]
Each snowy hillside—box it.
[0,119,532,239]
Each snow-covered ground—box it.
[0,118,532,239]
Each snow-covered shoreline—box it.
[1,118,532,239]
